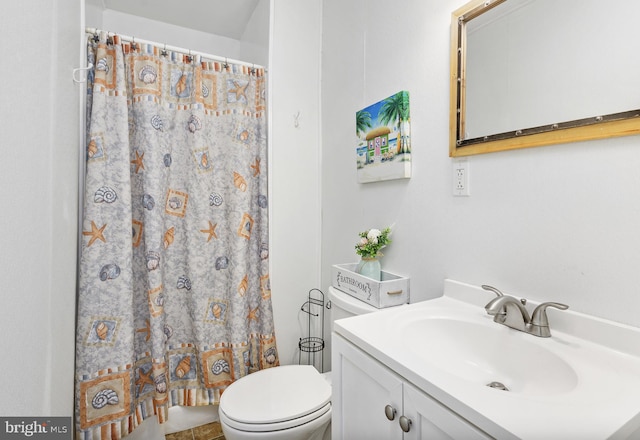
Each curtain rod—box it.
[85,27,265,70]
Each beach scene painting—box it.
[356,91,411,183]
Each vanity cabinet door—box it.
[332,334,404,440]
[333,333,492,440]
[403,382,490,440]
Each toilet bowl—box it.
[219,365,331,440]
[219,287,389,440]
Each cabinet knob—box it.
[384,405,396,421]
[399,415,412,433]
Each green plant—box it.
[355,227,392,259]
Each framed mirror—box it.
[449,0,640,157]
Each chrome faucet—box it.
[482,285,568,338]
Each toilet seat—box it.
[220,402,331,433]
[219,365,331,432]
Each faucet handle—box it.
[482,286,510,322]
[481,285,504,298]
[482,285,504,318]
[531,302,569,327]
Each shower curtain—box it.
[75,34,279,439]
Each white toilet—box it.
[218,286,382,440]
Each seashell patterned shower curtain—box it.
[75,34,279,439]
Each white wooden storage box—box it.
[331,263,410,308]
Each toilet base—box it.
[220,407,331,440]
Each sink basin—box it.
[400,317,578,396]
[335,280,640,439]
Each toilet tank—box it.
[326,287,402,373]
[328,286,378,331]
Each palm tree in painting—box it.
[378,92,411,154]
[356,110,373,138]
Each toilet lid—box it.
[220,365,331,424]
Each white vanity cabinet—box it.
[332,333,490,440]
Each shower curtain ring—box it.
[131,36,137,50]
[161,44,168,57]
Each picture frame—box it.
[356,91,412,183]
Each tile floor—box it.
[164,421,225,440]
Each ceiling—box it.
[86,0,261,40]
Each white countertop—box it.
[333,279,640,439]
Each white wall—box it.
[93,8,268,67]
[240,0,271,68]
[99,11,236,61]
[321,0,640,373]
[0,0,80,416]
[269,0,323,365]
[85,2,102,29]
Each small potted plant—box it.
[355,227,391,280]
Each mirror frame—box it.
[449,0,640,157]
